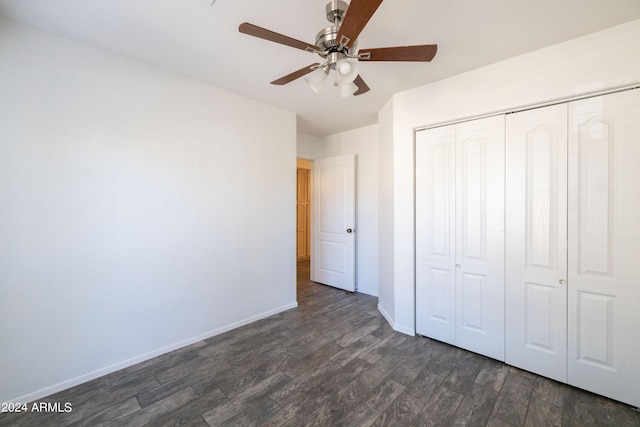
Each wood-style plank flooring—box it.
[2,260,639,426]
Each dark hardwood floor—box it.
[2,260,639,426]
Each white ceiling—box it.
[1,0,639,136]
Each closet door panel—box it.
[416,125,456,344]
[505,104,568,382]
[455,115,505,361]
[568,89,640,407]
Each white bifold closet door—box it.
[416,115,505,361]
[567,89,640,407]
[505,103,568,383]
[505,89,640,407]
[416,125,456,345]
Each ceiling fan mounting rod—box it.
[326,0,349,24]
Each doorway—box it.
[296,154,356,292]
[296,158,312,283]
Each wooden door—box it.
[312,154,356,292]
[296,167,311,260]
[416,125,456,344]
[454,116,506,361]
[567,89,640,407]
[505,104,568,382]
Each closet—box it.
[506,89,640,407]
[416,88,640,408]
[416,115,506,361]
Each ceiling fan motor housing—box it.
[316,1,356,57]
[315,26,339,51]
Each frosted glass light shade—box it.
[336,58,359,84]
[339,61,352,75]
[305,68,329,93]
[339,81,358,98]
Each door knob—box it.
[455,264,461,268]
[559,279,566,284]
[346,228,353,233]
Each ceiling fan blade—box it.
[353,75,370,96]
[271,64,320,85]
[239,22,317,52]
[336,0,384,49]
[359,44,438,62]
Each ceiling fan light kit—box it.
[305,67,329,93]
[339,81,359,97]
[239,0,437,97]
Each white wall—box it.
[376,100,395,325]
[296,132,322,160]
[383,19,640,335]
[0,19,297,403]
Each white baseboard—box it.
[392,323,416,336]
[377,302,394,327]
[377,303,415,336]
[9,301,298,404]
[356,287,378,297]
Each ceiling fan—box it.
[239,0,437,97]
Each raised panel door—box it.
[312,155,356,292]
[296,168,311,260]
[455,115,506,361]
[416,125,456,344]
[505,103,568,382]
[567,89,640,407]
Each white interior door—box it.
[567,89,640,407]
[505,103,568,382]
[416,125,456,344]
[416,116,505,361]
[312,154,356,292]
[454,116,505,361]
